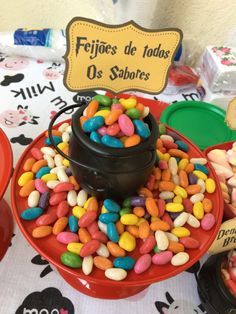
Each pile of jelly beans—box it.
[18,119,217,281]
[221,250,236,297]
[80,95,151,148]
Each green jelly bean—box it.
[112,98,120,104]
[99,106,111,111]
[122,197,131,208]
[159,123,166,135]
[154,244,161,253]
[119,207,132,216]
[93,95,112,106]
[126,108,141,119]
[61,252,82,268]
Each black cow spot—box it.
[11,134,33,145]
[15,287,74,314]
[31,254,53,278]
[1,73,24,86]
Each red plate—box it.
[11,109,223,299]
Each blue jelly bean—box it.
[21,207,43,220]
[90,131,102,144]
[69,215,78,233]
[39,191,50,210]
[99,213,119,224]
[104,199,120,213]
[133,119,151,139]
[175,140,189,152]
[45,136,62,145]
[36,166,51,178]
[101,135,123,148]
[83,116,105,132]
[107,222,119,243]
[113,256,135,270]
[194,163,209,175]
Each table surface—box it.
[0,54,207,314]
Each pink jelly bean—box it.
[35,178,49,193]
[57,231,79,244]
[118,114,134,136]
[162,212,173,227]
[91,230,108,243]
[111,103,124,111]
[87,221,99,234]
[97,126,107,136]
[53,182,74,193]
[179,236,200,249]
[229,267,236,282]
[116,130,125,138]
[152,251,173,265]
[79,239,101,257]
[36,213,58,226]
[31,147,43,160]
[57,200,70,218]
[106,123,120,136]
[139,235,156,254]
[201,213,216,231]
[134,254,152,274]
[157,199,165,217]
[159,160,168,170]
[49,192,67,206]
[78,211,97,228]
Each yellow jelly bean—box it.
[62,159,70,167]
[193,170,207,181]
[120,214,139,225]
[173,195,182,204]
[57,142,68,151]
[84,196,96,209]
[174,186,187,199]
[18,171,34,186]
[171,227,191,238]
[101,205,108,213]
[165,203,184,212]
[120,97,137,109]
[72,206,86,218]
[178,158,189,170]
[41,173,57,183]
[119,231,136,251]
[67,242,84,255]
[205,178,216,193]
[136,218,147,226]
[163,153,171,161]
[193,201,204,220]
[94,110,110,118]
[156,149,165,160]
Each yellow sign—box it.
[64,17,182,94]
[225,97,236,129]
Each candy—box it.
[104,199,120,213]
[82,255,93,275]
[105,268,127,281]
[79,239,100,257]
[18,171,34,186]
[57,232,79,244]
[119,231,136,252]
[32,226,52,238]
[101,135,124,148]
[83,116,105,133]
[155,230,169,251]
[61,252,82,268]
[171,252,190,266]
[19,180,35,197]
[21,207,43,220]
[107,222,119,243]
[113,256,135,270]
[53,217,68,235]
[134,254,152,274]
[152,251,173,265]
[133,119,151,139]
[93,95,112,107]
[200,213,216,230]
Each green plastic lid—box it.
[160,101,236,150]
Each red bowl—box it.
[11,112,223,299]
[204,141,236,220]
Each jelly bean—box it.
[83,116,105,133]
[118,114,134,136]
[61,252,82,268]
[57,168,69,182]
[99,213,119,224]
[58,122,69,133]
[36,213,57,226]
[44,154,55,168]
[193,201,204,220]
[32,226,52,238]
[92,229,108,243]
[119,231,136,252]
[79,211,97,228]
[188,173,198,185]
[36,166,51,178]
[174,185,188,199]
[94,109,110,118]
[194,164,209,175]
[41,173,57,183]
[187,214,201,228]
[93,94,112,106]
[201,213,216,231]
[186,184,201,195]
[68,215,79,233]
[180,236,200,249]
[165,203,184,212]
[94,256,113,270]
[168,157,178,175]
[32,160,48,174]
[96,243,110,257]
[31,147,43,160]
[23,157,36,171]
[80,239,100,257]
[120,214,139,225]
[159,191,175,200]
[171,227,190,238]
[193,170,207,181]
[131,196,146,207]
[53,182,74,193]
[145,197,159,216]
[45,136,62,146]
[21,207,43,220]
[190,158,207,165]
[150,220,170,231]
[104,199,120,213]
[38,191,49,210]
[152,251,173,265]
[107,222,119,243]
[28,190,40,208]
[62,132,70,143]
[77,189,88,207]
[168,241,184,254]
[126,108,141,119]
[155,230,169,250]
[138,221,150,239]
[123,134,141,147]
[53,217,68,235]
[113,256,135,270]
[19,180,35,197]
[190,193,204,204]
[18,171,34,187]
[159,181,175,192]
[79,228,92,244]
[101,135,124,148]
[165,232,179,242]
[133,119,150,139]
[175,140,188,152]
[159,160,168,170]
[134,254,152,274]
[41,147,56,157]
[202,198,213,213]
[67,190,77,207]
[173,212,189,227]
[105,268,127,281]
[56,200,69,218]
[81,255,93,275]
[35,178,48,193]
[90,131,102,144]
[49,192,67,206]
[171,252,190,266]
[205,178,216,193]
[57,231,79,244]
[86,100,99,118]
[139,235,156,254]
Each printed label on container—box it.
[64,17,182,94]
[14,28,51,47]
[225,97,236,129]
[208,218,236,254]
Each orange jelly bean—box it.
[93,256,113,270]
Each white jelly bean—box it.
[197,179,205,193]
[77,189,88,207]
[58,122,69,133]
[40,146,55,157]
[50,166,66,174]
[66,125,72,134]
[28,190,40,207]
[155,230,169,251]
[187,214,201,228]
[159,191,175,200]
[62,132,70,143]
[105,268,127,281]
[160,134,174,142]
[173,212,189,227]
[96,243,110,257]
[54,154,64,167]
[190,158,207,165]
[165,232,178,242]
[169,157,178,175]
[83,107,88,116]
[67,190,77,207]
[142,106,149,118]
[98,221,108,235]
[171,252,190,266]
[172,174,180,185]
[82,255,93,275]
[46,180,60,189]
[190,193,204,204]
[57,168,69,182]
[43,154,55,168]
